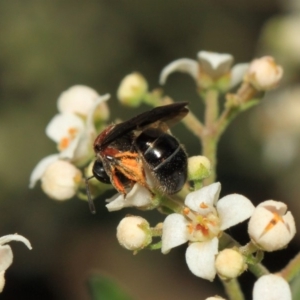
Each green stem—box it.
[201,89,219,185]
[159,195,185,214]
[215,105,238,136]
[280,252,300,282]
[239,241,258,256]
[204,89,219,127]
[201,90,219,185]
[145,91,204,139]
[248,262,270,278]
[202,133,219,185]
[221,278,245,300]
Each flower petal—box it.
[0,246,13,272]
[86,93,110,129]
[0,234,32,249]
[29,154,59,188]
[161,214,189,254]
[185,237,219,281]
[185,182,221,213]
[198,51,233,78]
[217,194,255,230]
[159,58,198,85]
[46,113,84,143]
[57,85,101,117]
[58,136,81,160]
[106,184,152,212]
[229,63,249,89]
[253,274,292,300]
[0,270,5,293]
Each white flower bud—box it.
[117,73,148,107]
[116,216,152,251]
[244,56,283,91]
[188,156,211,181]
[248,200,296,252]
[58,85,97,115]
[205,297,226,300]
[41,160,82,201]
[253,274,291,300]
[57,85,109,120]
[215,248,246,279]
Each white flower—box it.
[0,234,32,293]
[57,85,109,121]
[244,56,283,91]
[106,184,153,212]
[205,297,226,300]
[162,182,255,281]
[253,274,291,300]
[46,93,110,166]
[248,200,296,252]
[117,73,148,107]
[29,157,82,201]
[46,113,86,159]
[117,216,152,251]
[159,51,248,91]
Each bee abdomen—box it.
[135,128,187,194]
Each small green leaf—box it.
[88,274,134,300]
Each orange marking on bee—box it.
[114,152,147,187]
[111,168,127,195]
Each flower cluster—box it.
[28,51,296,299]
[115,181,295,300]
[29,85,110,201]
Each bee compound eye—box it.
[92,160,111,184]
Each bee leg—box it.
[111,167,128,195]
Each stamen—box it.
[200,202,208,209]
[59,137,70,150]
[68,127,78,138]
[183,207,190,215]
[262,212,284,235]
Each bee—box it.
[86,102,189,213]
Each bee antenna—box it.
[85,176,96,214]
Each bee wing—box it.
[100,102,188,148]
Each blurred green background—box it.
[1,1,300,299]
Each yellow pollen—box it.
[200,202,208,209]
[187,224,194,234]
[263,212,284,233]
[68,127,78,138]
[59,137,70,150]
[183,207,190,215]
